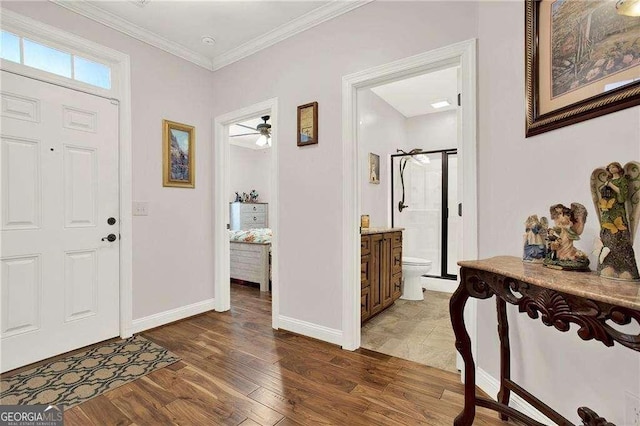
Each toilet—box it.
[401,257,432,300]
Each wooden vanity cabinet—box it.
[361,231,402,324]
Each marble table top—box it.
[458,256,640,311]
[360,227,404,235]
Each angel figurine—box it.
[543,203,590,271]
[590,162,640,281]
[523,215,548,263]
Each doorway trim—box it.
[341,39,478,354]
[0,10,134,337]
[213,98,279,329]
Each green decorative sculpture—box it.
[590,162,640,281]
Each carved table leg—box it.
[450,273,476,426]
[497,298,511,421]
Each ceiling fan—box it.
[231,115,271,147]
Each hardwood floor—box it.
[63,284,510,425]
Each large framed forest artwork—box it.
[525,0,640,137]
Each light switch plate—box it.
[133,201,149,216]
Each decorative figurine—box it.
[543,203,590,271]
[242,192,249,203]
[523,215,548,263]
[234,192,242,203]
[250,189,259,203]
[590,161,640,281]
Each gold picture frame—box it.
[297,102,318,146]
[163,119,195,188]
[525,0,640,137]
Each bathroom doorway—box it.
[351,51,473,373]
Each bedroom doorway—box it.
[213,98,280,329]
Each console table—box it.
[450,256,640,426]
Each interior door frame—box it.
[213,98,279,329]
[341,39,478,362]
[1,10,134,338]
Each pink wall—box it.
[478,2,640,422]
[405,110,457,151]
[230,145,271,203]
[2,1,216,320]
[210,0,479,330]
[358,88,407,228]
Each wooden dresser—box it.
[361,229,403,323]
[229,202,268,230]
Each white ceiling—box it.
[52,0,370,70]
[230,116,271,150]
[370,67,459,117]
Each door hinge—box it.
[226,223,230,230]
[457,93,461,106]
[458,203,462,217]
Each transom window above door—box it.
[1,30,111,90]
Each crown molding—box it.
[49,0,372,72]
[210,0,373,71]
[49,0,214,70]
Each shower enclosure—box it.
[391,149,458,279]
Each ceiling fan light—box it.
[256,135,268,147]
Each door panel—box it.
[1,136,41,230]
[1,255,41,337]
[64,145,97,227]
[64,250,98,322]
[0,71,119,372]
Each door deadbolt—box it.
[107,217,116,225]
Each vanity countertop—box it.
[360,227,404,235]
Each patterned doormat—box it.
[0,335,180,408]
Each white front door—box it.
[1,71,120,372]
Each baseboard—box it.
[130,298,216,334]
[476,367,554,425]
[278,315,343,346]
[421,276,457,294]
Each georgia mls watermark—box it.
[0,405,64,426]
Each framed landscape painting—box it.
[163,119,195,188]
[526,0,640,137]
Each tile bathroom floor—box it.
[361,289,458,372]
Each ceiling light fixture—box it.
[617,0,640,16]
[431,100,451,109]
[201,36,216,46]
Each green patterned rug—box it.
[0,335,180,408]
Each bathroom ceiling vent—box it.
[130,0,151,7]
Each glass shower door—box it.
[391,149,457,279]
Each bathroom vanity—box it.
[360,228,403,324]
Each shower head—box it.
[396,148,430,166]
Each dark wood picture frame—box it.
[525,0,640,137]
[297,102,318,146]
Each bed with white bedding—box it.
[229,228,271,292]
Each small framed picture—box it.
[369,153,380,184]
[297,102,318,146]
[163,119,195,188]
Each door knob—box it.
[101,234,117,242]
